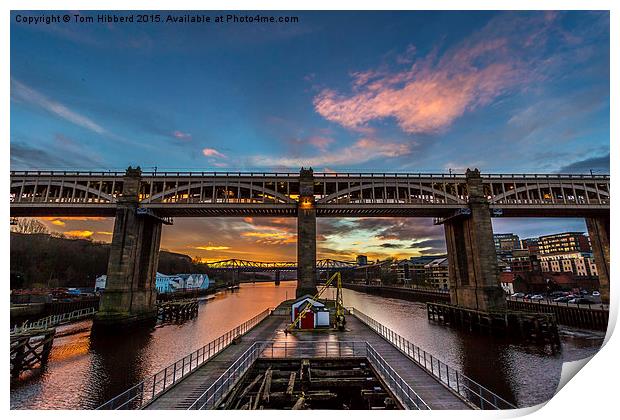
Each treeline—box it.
[10,232,209,289]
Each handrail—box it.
[507,296,609,311]
[349,308,517,409]
[10,307,98,334]
[187,342,266,410]
[10,170,609,179]
[96,308,272,410]
[188,340,429,410]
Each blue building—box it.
[155,272,212,293]
[96,273,212,294]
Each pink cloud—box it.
[202,148,226,158]
[314,55,517,135]
[312,15,562,135]
[173,130,192,140]
[307,136,334,152]
[249,137,412,168]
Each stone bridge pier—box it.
[443,169,506,312]
[586,215,610,303]
[94,167,161,329]
[296,167,318,298]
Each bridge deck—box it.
[146,313,470,410]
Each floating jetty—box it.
[157,299,199,322]
[99,305,516,410]
[343,283,450,303]
[427,302,561,345]
[10,327,55,377]
[506,299,608,331]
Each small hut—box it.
[291,295,330,329]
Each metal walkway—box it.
[10,306,97,335]
[146,315,285,409]
[146,313,473,410]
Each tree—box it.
[11,218,49,235]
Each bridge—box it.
[10,169,609,218]
[202,258,358,272]
[10,167,610,328]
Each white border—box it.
[2,2,617,419]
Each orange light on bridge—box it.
[300,197,313,209]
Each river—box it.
[10,281,604,409]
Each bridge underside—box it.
[10,205,117,218]
[9,204,611,219]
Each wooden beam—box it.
[262,368,273,402]
[252,367,271,409]
[286,372,296,396]
[292,396,306,410]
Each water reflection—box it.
[340,288,602,407]
[11,282,297,409]
[10,281,603,409]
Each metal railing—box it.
[10,307,98,334]
[345,282,450,295]
[258,340,367,358]
[365,342,430,410]
[350,308,517,410]
[97,308,272,410]
[187,341,266,410]
[507,296,609,311]
[188,340,429,410]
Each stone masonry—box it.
[94,167,161,328]
[296,167,318,298]
[586,216,610,304]
[444,169,506,312]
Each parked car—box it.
[530,294,544,301]
[553,296,570,303]
[568,298,594,305]
[592,291,601,297]
[511,292,525,298]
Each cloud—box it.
[10,140,101,170]
[40,217,107,221]
[11,79,105,134]
[242,231,296,245]
[558,153,609,174]
[96,231,113,236]
[202,148,227,158]
[379,243,404,249]
[314,40,519,134]
[312,12,598,136]
[307,136,334,152]
[11,142,71,169]
[173,130,192,141]
[64,230,94,238]
[248,137,412,168]
[318,217,447,260]
[51,220,65,227]
[195,245,231,251]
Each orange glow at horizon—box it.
[64,230,94,238]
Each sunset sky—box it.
[10,11,610,262]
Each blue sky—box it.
[10,11,610,261]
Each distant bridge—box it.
[203,258,359,272]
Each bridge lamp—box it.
[300,197,314,209]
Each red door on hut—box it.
[294,306,315,329]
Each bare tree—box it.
[10,218,49,235]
